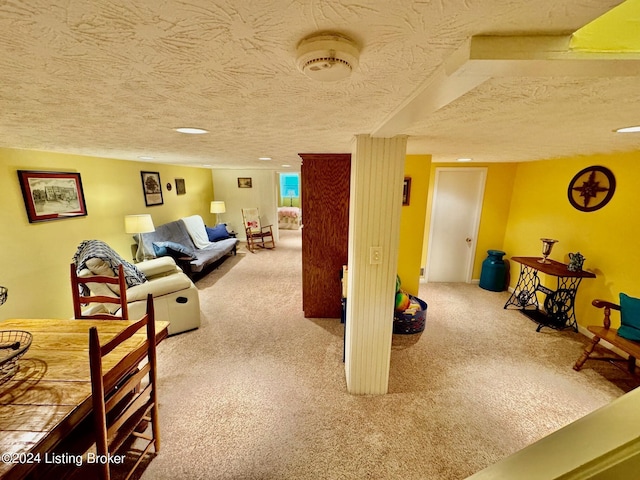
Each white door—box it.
[426,168,486,282]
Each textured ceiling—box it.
[0,0,638,169]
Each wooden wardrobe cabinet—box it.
[299,153,351,318]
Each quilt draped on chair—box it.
[72,240,146,295]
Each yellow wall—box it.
[571,0,640,52]
[473,163,518,278]
[397,155,431,295]
[503,151,640,328]
[0,148,214,321]
[422,163,517,280]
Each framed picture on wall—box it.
[141,171,163,206]
[238,177,252,188]
[175,178,186,195]
[403,177,412,206]
[17,170,88,223]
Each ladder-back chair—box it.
[89,294,160,480]
[241,208,275,253]
[71,263,128,319]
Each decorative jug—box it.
[479,250,507,292]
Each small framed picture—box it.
[403,177,411,206]
[238,177,252,188]
[141,171,163,206]
[175,178,186,195]
[17,170,88,223]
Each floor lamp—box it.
[210,201,226,225]
[125,214,155,262]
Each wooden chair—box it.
[89,294,160,480]
[71,263,128,320]
[573,299,640,376]
[241,207,275,253]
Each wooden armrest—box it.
[592,299,621,311]
[592,299,620,330]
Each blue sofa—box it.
[136,215,238,277]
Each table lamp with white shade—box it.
[210,201,226,225]
[125,214,155,262]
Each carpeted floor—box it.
[133,230,637,480]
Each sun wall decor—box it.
[567,165,616,212]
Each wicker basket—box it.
[393,295,428,334]
[0,330,32,383]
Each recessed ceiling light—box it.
[615,125,640,133]
[457,158,473,162]
[138,155,155,160]
[175,127,209,134]
[202,164,212,167]
[281,164,291,167]
[259,157,272,161]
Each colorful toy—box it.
[395,291,411,312]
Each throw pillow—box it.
[152,241,196,260]
[151,243,168,257]
[618,293,640,341]
[206,224,231,242]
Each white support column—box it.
[345,134,407,395]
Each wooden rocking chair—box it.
[241,208,275,253]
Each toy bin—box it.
[393,295,428,334]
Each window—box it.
[280,173,299,203]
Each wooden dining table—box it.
[0,318,169,480]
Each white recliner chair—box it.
[122,257,200,335]
[75,254,200,336]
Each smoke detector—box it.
[296,33,359,82]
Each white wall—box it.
[211,169,279,241]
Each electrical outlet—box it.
[370,246,382,265]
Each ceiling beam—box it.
[373,35,640,137]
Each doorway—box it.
[425,167,486,282]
